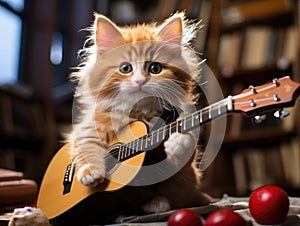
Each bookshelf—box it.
[0,86,46,180]
[201,0,300,196]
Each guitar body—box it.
[37,121,157,225]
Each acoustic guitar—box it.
[37,76,300,225]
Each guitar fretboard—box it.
[106,97,233,163]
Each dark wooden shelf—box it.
[218,64,293,95]
[0,132,44,150]
[223,127,297,149]
[221,11,293,33]
[203,0,300,197]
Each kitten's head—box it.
[73,12,202,113]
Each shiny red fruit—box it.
[168,209,203,226]
[204,209,246,226]
[249,185,289,224]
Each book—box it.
[195,0,213,53]
[241,26,271,69]
[282,25,298,63]
[218,31,242,76]
[232,151,248,194]
[222,0,292,26]
[246,148,268,191]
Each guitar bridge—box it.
[63,161,75,195]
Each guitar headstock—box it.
[231,76,300,116]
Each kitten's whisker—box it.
[157,84,186,99]
[153,93,167,108]
[168,78,191,86]
[147,83,183,102]
[154,89,180,107]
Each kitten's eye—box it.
[119,62,133,74]
[148,62,162,74]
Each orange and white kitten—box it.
[70,12,212,213]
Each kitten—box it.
[70,12,212,213]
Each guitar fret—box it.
[192,114,194,127]
[128,146,131,157]
[150,135,153,146]
[117,147,121,161]
[134,141,138,153]
[140,138,143,150]
[200,111,203,123]
[130,142,135,155]
[131,144,134,155]
[123,146,126,159]
[129,143,132,156]
[124,146,128,159]
[127,144,130,157]
[195,114,199,127]
[121,147,124,160]
[126,146,129,158]
[145,137,148,148]
[130,144,134,155]
[136,142,140,152]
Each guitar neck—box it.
[113,97,232,162]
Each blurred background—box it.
[0,0,299,198]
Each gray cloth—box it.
[105,195,300,226]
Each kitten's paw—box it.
[142,196,171,213]
[164,132,195,157]
[77,163,105,186]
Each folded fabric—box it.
[0,169,37,212]
[110,195,300,226]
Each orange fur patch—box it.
[121,24,158,43]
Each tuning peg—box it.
[274,109,289,118]
[252,114,267,124]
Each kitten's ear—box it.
[94,14,124,53]
[157,14,183,45]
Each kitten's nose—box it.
[134,79,146,86]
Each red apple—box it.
[249,185,289,224]
[168,208,203,226]
[204,209,246,226]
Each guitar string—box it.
[233,96,280,106]
[232,83,278,100]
